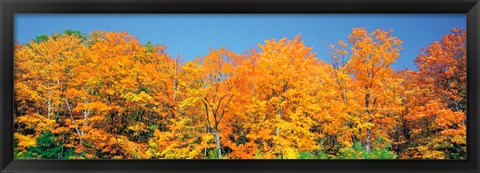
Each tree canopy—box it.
[13,28,466,159]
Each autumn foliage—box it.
[13,28,466,159]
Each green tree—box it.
[17,131,82,159]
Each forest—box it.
[13,28,466,159]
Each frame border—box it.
[1,0,479,173]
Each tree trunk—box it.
[366,128,371,154]
[275,108,282,136]
[65,98,83,145]
[214,129,222,159]
[204,125,208,156]
[365,93,371,154]
[47,98,52,119]
[275,82,288,136]
[81,100,89,141]
[173,58,179,102]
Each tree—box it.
[401,28,466,159]
[195,48,246,158]
[346,28,403,154]
[16,131,81,159]
[15,32,90,151]
[244,35,326,158]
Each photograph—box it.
[12,14,466,160]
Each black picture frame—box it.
[1,0,479,173]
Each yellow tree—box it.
[71,31,176,158]
[196,48,246,158]
[401,28,466,159]
[14,32,90,151]
[346,28,403,154]
[325,40,362,152]
[243,35,327,158]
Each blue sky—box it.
[15,14,465,70]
